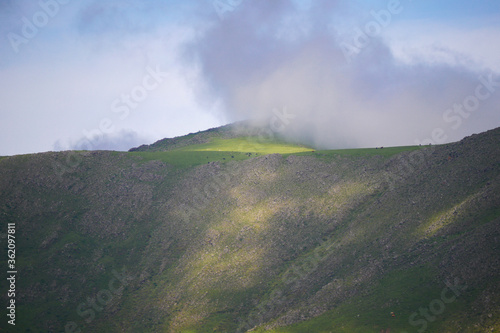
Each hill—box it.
[0,125,499,332]
[128,120,293,153]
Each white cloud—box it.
[0,16,224,155]
[190,1,500,149]
[385,20,500,72]
[1,0,499,155]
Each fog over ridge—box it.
[190,0,500,148]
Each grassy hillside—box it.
[295,145,423,158]
[128,121,275,153]
[129,137,314,169]
[0,128,499,332]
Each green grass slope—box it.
[129,137,315,169]
[129,121,274,153]
[0,127,499,333]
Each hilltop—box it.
[0,125,499,332]
[129,120,294,153]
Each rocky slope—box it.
[0,126,499,332]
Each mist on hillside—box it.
[2,0,500,155]
[189,0,500,149]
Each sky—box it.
[1,0,499,155]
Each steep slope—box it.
[0,127,499,332]
[128,121,314,169]
[129,120,289,153]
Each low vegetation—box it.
[129,137,314,169]
[0,126,499,332]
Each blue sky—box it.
[0,0,499,155]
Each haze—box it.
[1,0,499,155]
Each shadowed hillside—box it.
[0,126,499,332]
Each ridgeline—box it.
[1,124,499,332]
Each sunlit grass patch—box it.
[128,137,419,169]
[129,137,314,169]
[177,137,313,154]
[417,191,484,239]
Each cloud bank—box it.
[0,0,499,154]
[190,0,500,148]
